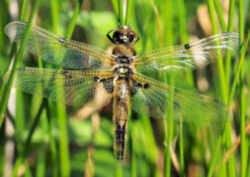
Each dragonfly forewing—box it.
[5,21,115,69]
[135,32,239,72]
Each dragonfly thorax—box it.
[113,65,133,79]
[115,55,132,64]
[112,45,136,58]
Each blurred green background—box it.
[0,0,249,177]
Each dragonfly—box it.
[5,21,239,160]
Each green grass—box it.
[0,0,249,177]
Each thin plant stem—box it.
[207,1,237,177]
[53,1,84,176]
[116,162,123,177]
[207,138,222,177]
[228,34,249,104]
[207,0,227,103]
[0,0,41,126]
[239,0,247,176]
[163,0,175,176]
[213,0,226,32]
[50,0,59,34]
[118,0,122,25]
[117,0,129,26]
[65,0,84,39]
[20,0,29,21]
[225,0,236,86]
[122,0,129,26]
[11,100,45,177]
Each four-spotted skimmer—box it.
[5,21,238,160]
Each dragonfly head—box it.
[107,26,139,45]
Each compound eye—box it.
[112,31,121,42]
[128,34,134,42]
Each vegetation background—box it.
[0,0,249,177]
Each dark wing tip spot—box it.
[59,38,65,44]
[184,43,191,49]
[61,71,70,76]
[61,70,69,74]
[143,83,150,88]
[61,71,72,78]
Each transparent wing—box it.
[134,32,239,72]
[131,73,226,133]
[17,67,114,105]
[5,21,115,69]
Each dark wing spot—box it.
[94,76,100,82]
[61,71,69,75]
[136,83,143,88]
[59,38,65,44]
[143,83,150,88]
[130,79,150,96]
[61,71,72,78]
[130,87,138,96]
[102,78,114,93]
[184,43,191,49]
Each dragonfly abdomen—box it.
[113,79,130,160]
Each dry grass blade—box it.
[223,122,250,163]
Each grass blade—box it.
[239,0,247,176]
[0,0,41,127]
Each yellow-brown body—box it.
[109,30,137,160]
[113,79,131,160]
